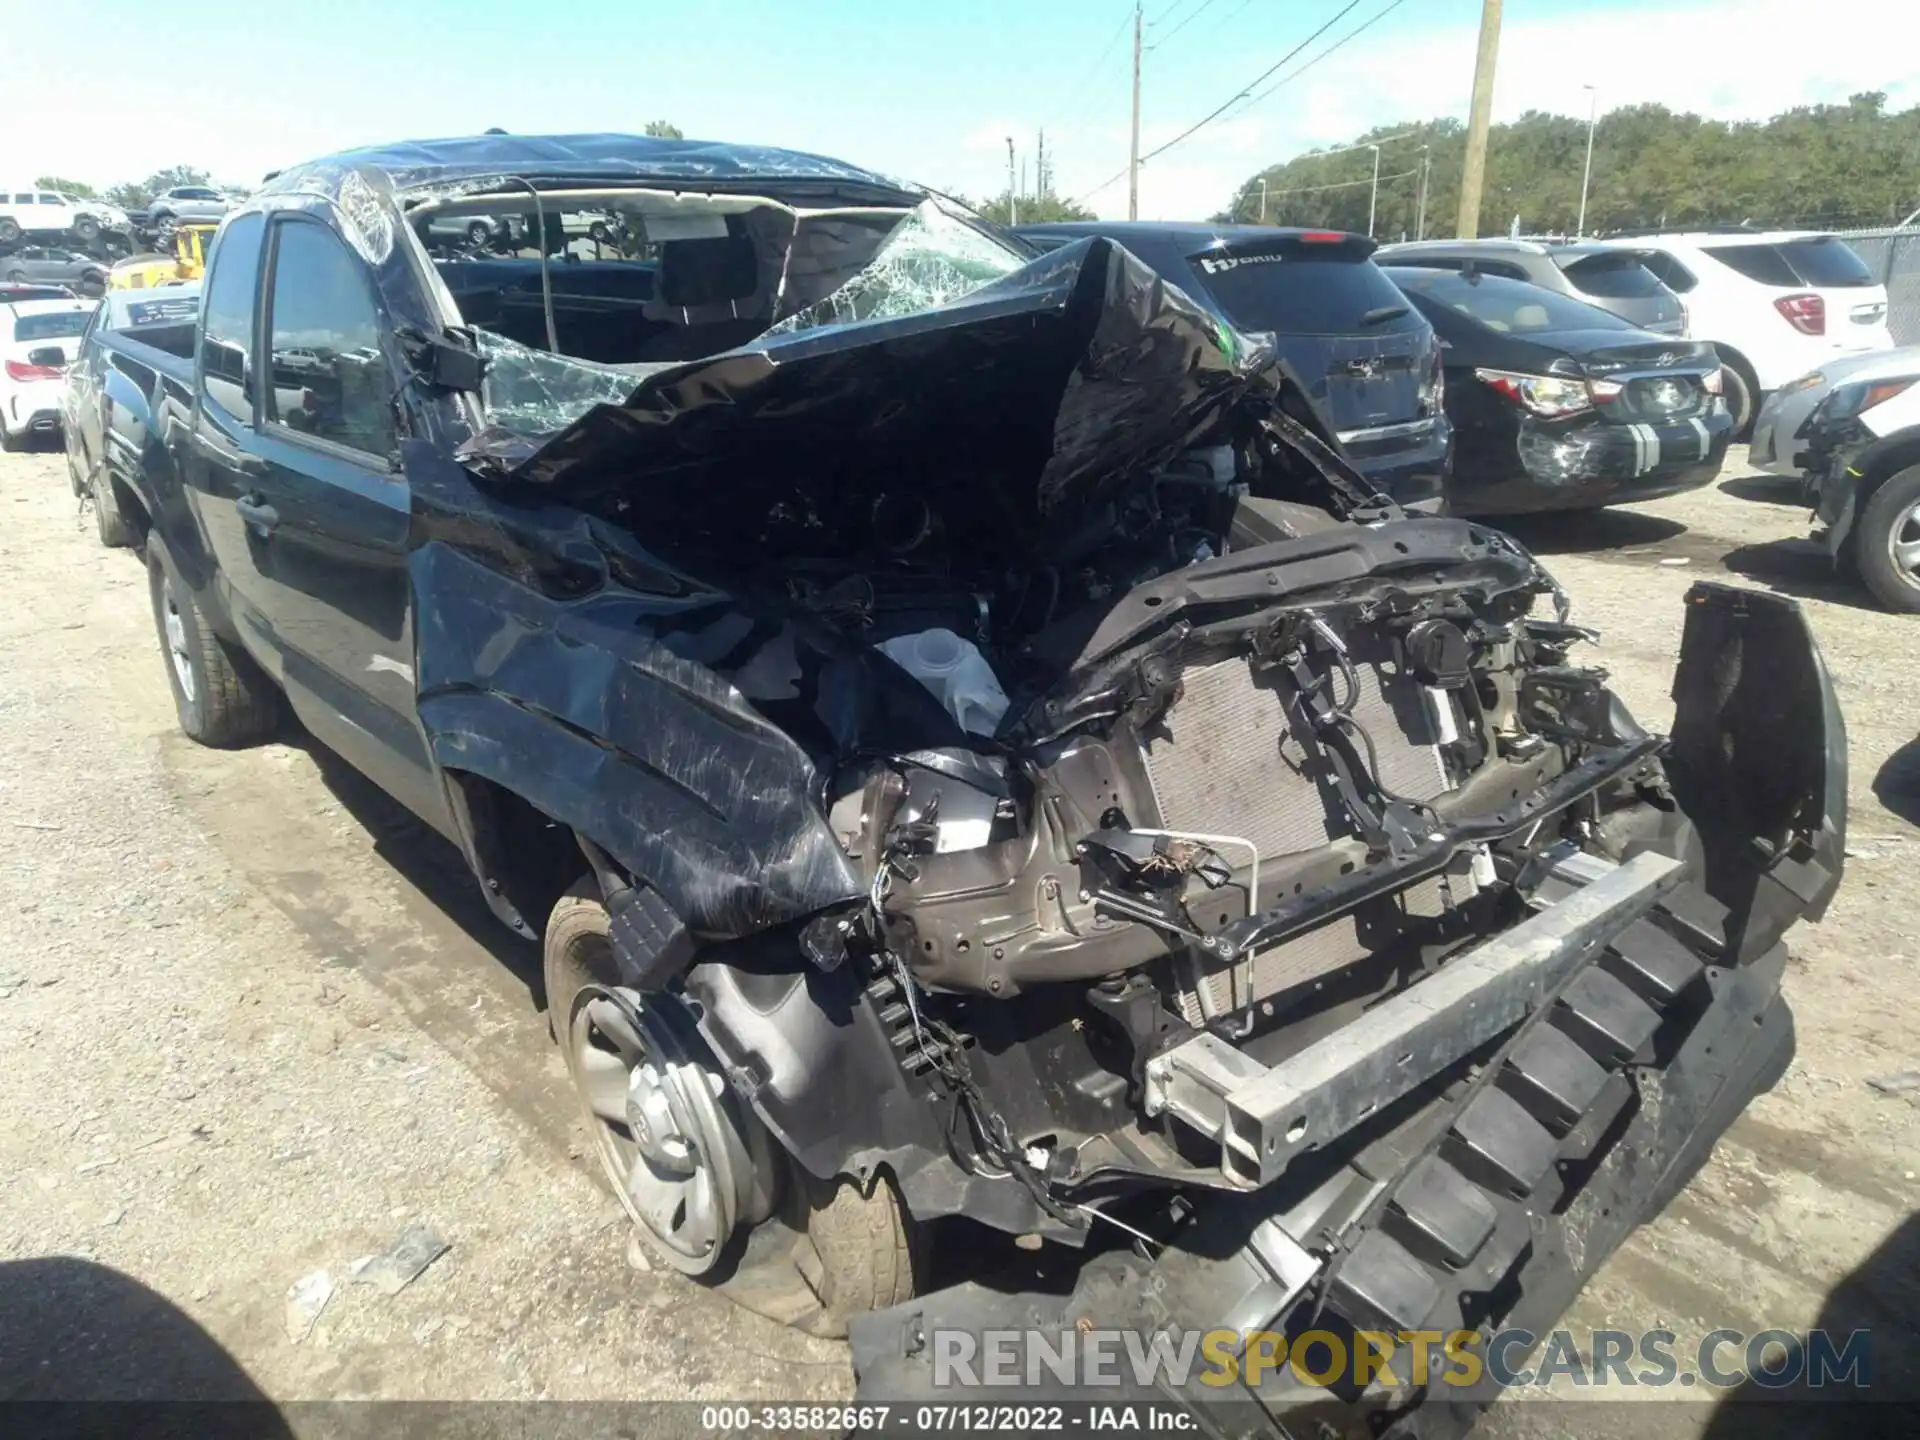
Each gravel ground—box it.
[1,441,1915,1431]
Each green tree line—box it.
[1225,92,1920,238]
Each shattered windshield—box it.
[475,331,649,435]
[768,198,1028,336]
[468,196,1032,438]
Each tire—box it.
[80,270,106,297]
[0,419,22,453]
[1717,362,1755,439]
[543,875,915,1321]
[798,1170,917,1319]
[3,269,25,283]
[145,537,279,745]
[72,216,99,241]
[92,471,135,548]
[588,220,612,244]
[66,446,86,496]
[465,220,492,248]
[1854,464,1920,614]
[0,218,19,243]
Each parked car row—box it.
[1,182,236,261]
[1020,221,1738,515]
[33,129,1847,1440]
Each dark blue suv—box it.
[1017,222,1449,509]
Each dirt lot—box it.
[1,441,1915,1429]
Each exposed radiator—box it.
[1139,649,1448,862]
[1174,873,1469,1024]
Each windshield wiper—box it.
[1360,304,1410,327]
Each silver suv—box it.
[1374,239,1685,335]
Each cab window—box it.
[263,219,395,459]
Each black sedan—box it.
[1383,266,1730,515]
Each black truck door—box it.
[239,212,449,834]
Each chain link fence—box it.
[1835,226,1920,343]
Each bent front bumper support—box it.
[1148,852,1685,1187]
[851,868,1798,1437]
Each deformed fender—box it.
[1667,581,1847,962]
[410,540,865,940]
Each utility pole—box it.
[1006,136,1017,225]
[1415,145,1431,240]
[1258,177,1269,223]
[1128,0,1143,220]
[1455,0,1503,238]
[1037,129,1047,200]
[1576,84,1597,237]
[1366,143,1382,236]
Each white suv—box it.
[0,188,129,244]
[1597,230,1893,434]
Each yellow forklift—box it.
[107,223,219,291]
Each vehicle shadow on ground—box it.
[0,1256,290,1433]
[276,714,547,1008]
[1697,1211,1920,1440]
[1718,472,1807,507]
[1716,538,1887,613]
[1874,737,1920,827]
[1478,508,1689,556]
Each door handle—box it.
[236,492,280,533]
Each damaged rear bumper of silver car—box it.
[1143,851,1685,1188]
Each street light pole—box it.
[1367,144,1382,236]
[1006,136,1017,226]
[1576,85,1598,238]
[1258,177,1268,223]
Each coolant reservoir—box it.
[877,628,1009,738]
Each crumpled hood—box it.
[457,237,1283,556]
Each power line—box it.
[1150,0,1222,50]
[1149,0,1200,25]
[1139,0,1365,166]
[1074,0,1366,203]
[1242,0,1414,110]
[1057,8,1136,112]
[1248,166,1418,200]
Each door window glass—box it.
[264,220,394,458]
[198,211,265,423]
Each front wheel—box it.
[465,220,492,248]
[1855,464,1920,613]
[1718,363,1755,439]
[543,876,916,1320]
[145,538,279,744]
[72,216,99,241]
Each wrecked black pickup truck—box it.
[106,135,1845,1434]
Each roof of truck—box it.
[257,133,925,206]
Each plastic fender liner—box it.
[1667,581,1847,963]
[411,541,864,940]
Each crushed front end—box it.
[424,216,1845,1415]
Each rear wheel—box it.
[465,220,492,248]
[1855,465,1920,613]
[0,218,19,243]
[1717,362,1755,439]
[145,538,279,744]
[3,269,25,283]
[543,877,916,1318]
[91,470,135,548]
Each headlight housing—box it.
[1825,376,1919,422]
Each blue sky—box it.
[7,0,1916,219]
